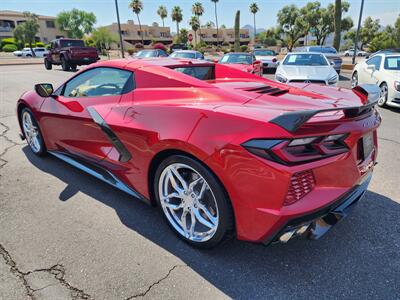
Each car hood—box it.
[255,55,276,61]
[278,66,336,79]
[223,64,251,71]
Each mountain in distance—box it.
[242,24,265,37]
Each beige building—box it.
[188,27,250,45]
[105,20,173,48]
[0,10,66,43]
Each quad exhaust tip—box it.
[278,224,310,243]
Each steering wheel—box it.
[97,83,120,90]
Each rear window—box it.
[60,40,85,47]
[254,50,276,56]
[171,66,215,80]
[308,47,337,54]
[136,50,157,58]
[220,54,253,65]
[170,52,196,59]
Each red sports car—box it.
[218,52,263,76]
[17,58,381,248]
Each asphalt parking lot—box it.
[0,64,399,300]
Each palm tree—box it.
[129,0,144,45]
[189,16,200,46]
[171,6,183,42]
[249,3,259,42]
[157,5,168,27]
[192,2,204,41]
[211,0,219,46]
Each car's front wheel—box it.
[378,83,388,107]
[44,58,52,70]
[61,56,70,71]
[351,71,358,88]
[154,155,233,248]
[21,108,46,156]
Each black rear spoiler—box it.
[269,84,380,133]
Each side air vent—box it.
[243,85,289,96]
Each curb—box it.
[341,64,355,71]
[0,61,43,66]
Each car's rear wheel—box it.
[44,58,52,70]
[154,155,233,248]
[351,71,358,88]
[378,83,388,107]
[70,64,77,71]
[61,56,70,71]
[21,108,46,156]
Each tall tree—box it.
[211,0,219,46]
[56,9,96,39]
[13,12,39,56]
[189,16,200,46]
[249,3,259,41]
[333,0,342,50]
[171,6,183,42]
[179,28,189,44]
[276,5,306,51]
[204,21,215,28]
[234,10,240,52]
[157,5,168,27]
[300,1,321,46]
[192,2,204,41]
[91,27,117,57]
[129,0,144,45]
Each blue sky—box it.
[2,0,399,30]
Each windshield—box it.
[136,50,158,58]
[254,50,275,56]
[308,47,337,54]
[384,56,400,70]
[170,52,196,59]
[283,54,328,66]
[60,40,85,47]
[220,54,252,65]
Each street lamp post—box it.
[115,0,125,58]
[352,0,364,65]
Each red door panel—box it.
[40,95,121,162]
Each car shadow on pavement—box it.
[24,147,400,299]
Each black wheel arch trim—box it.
[87,107,132,163]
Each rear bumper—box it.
[263,173,372,245]
[68,57,100,65]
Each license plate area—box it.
[360,132,374,160]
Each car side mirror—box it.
[214,59,219,64]
[35,83,54,97]
[367,65,375,71]
[330,61,335,66]
[253,60,261,65]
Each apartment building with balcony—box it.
[104,20,173,48]
[188,27,251,45]
[0,10,66,43]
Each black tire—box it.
[378,83,388,108]
[44,58,52,70]
[351,71,358,88]
[26,54,32,57]
[345,53,349,57]
[20,108,46,156]
[154,155,234,249]
[61,56,70,71]
[70,64,77,71]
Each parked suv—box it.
[44,38,99,71]
[299,46,343,74]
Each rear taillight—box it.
[242,134,349,165]
[285,170,315,205]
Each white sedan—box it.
[275,52,338,86]
[13,47,48,57]
[252,49,278,73]
[344,49,368,57]
[351,53,400,108]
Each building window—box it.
[121,30,128,35]
[46,20,55,28]
[43,37,48,43]
[160,32,166,37]
[137,31,141,36]
[0,20,15,32]
[212,34,217,38]
[17,20,25,25]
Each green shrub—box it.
[127,48,135,55]
[35,42,45,47]
[24,43,36,48]
[45,44,51,50]
[2,44,18,52]
[1,38,17,48]
[240,45,248,52]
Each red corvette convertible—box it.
[17,58,381,248]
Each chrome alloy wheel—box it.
[351,72,358,88]
[22,111,41,153]
[158,163,219,242]
[378,84,388,106]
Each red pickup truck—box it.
[44,38,100,71]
